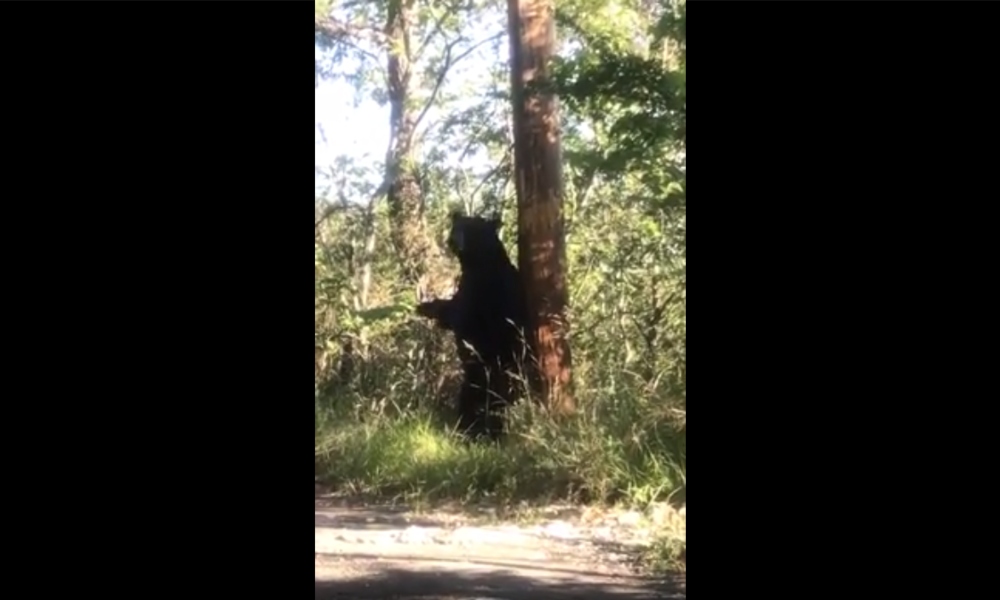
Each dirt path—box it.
[315,495,685,599]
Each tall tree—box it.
[507,0,574,414]
[385,0,435,286]
[316,0,507,294]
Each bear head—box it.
[447,211,505,263]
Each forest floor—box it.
[315,489,686,600]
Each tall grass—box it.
[315,336,685,509]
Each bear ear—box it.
[449,209,464,222]
[488,215,502,230]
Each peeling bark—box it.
[507,0,574,414]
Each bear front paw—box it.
[416,301,440,318]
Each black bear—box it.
[416,212,528,440]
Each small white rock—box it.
[616,511,643,526]
[396,525,432,544]
[542,520,578,539]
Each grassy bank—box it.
[316,389,684,507]
[315,361,686,571]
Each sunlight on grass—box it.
[316,382,685,511]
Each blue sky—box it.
[315,10,507,200]
[314,49,388,174]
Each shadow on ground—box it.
[315,511,450,529]
[315,487,600,523]
[315,489,686,598]
[315,554,685,599]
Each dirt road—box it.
[315,496,685,599]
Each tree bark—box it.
[385,0,434,286]
[507,0,574,414]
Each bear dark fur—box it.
[416,212,527,440]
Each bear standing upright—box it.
[416,211,528,440]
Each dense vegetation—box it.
[315,0,685,567]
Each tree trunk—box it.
[385,0,433,286]
[507,0,574,415]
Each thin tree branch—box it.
[411,37,462,134]
[315,15,389,88]
[315,178,391,236]
[315,15,388,47]
[467,150,513,204]
[411,31,506,137]
[414,0,465,63]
